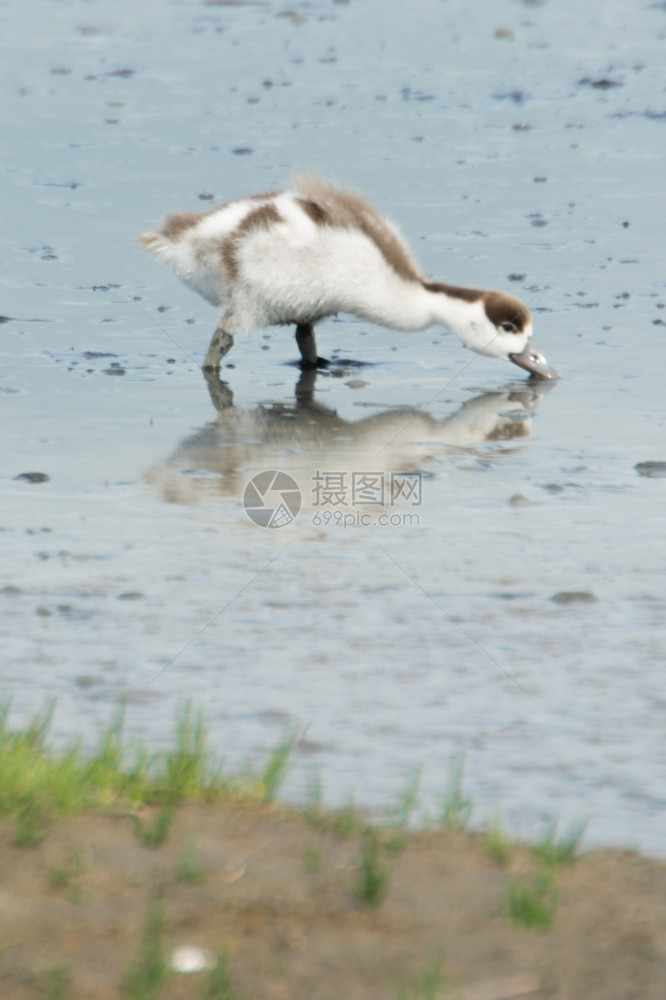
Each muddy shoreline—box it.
[1,801,665,999]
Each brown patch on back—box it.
[422,280,484,303]
[139,210,207,252]
[292,173,423,283]
[236,202,282,236]
[482,290,531,333]
[222,202,284,279]
[295,197,330,226]
[161,211,204,240]
[249,190,280,202]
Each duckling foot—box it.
[299,356,330,370]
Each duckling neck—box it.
[421,281,485,338]
[387,280,485,342]
[359,278,483,338]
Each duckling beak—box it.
[509,340,561,380]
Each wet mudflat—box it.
[2,0,666,878]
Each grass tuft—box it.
[48,849,89,902]
[0,701,297,843]
[256,725,297,803]
[482,813,513,867]
[132,806,175,848]
[385,765,422,852]
[303,783,365,838]
[175,836,206,884]
[40,964,71,1000]
[153,702,211,804]
[123,898,171,1000]
[440,751,472,830]
[353,829,391,907]
[532,818,586,868]
[504,871,558,931]
[202,950,235,1000]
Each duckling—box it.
[139,172,559,379]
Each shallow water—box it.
[2,0,665,854]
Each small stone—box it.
[635,461,666,478]
[578,77,623,89]
[509,494,529,506]
[346,379,368,389]
[551,591,597,605]
[170,946,215,974]
[14,472,49,483]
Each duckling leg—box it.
[203,323,234,371]
[295,323,318,367]
[295,323,328,368]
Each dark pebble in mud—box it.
[551,591,597,605]
[103,365,126,376]
[232,147,253,155]
[635,461,666,478]
[578,77,623,89]
[14,472,49,484]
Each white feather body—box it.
[139,174,548,371]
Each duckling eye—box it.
[500,321,517,333]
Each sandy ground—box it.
[0,804,664,999]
